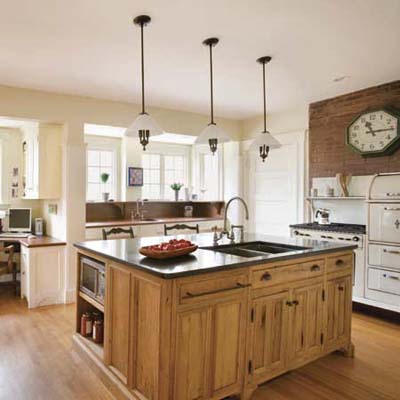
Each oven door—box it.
[80,257,101,299]
[369,204,400,243]
[96,268,106,304]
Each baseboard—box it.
[65,288,76,304]
[72,334,137,400]
[353,301,400,324]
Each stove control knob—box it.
[293,230,300,236]
[352,236,360,242]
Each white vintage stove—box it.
[290,223,365,300]
[365,173,400,312]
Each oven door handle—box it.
[386,192,400,197]
[383,274,400,281]
[384,207,400,211]
[383,249,400,255]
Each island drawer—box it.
[327,254,353,275]
[251,259,325,289]
[177,272,249,305]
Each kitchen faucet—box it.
[214,196,249,244]
[133,198,146,220]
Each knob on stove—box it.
[352,236,360,242]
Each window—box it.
[142,154,161,200]
[87,149,116,201]
[142,147,189,200]
[195,144,223,200]
[200,152,220,200]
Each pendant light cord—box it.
[262,61,267,133]
[140,22,145,114]
[209,44,214,125]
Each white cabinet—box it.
[20,245,66,308]
[22,123,62,199]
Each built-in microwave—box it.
[80,256,105,304]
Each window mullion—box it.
[160,154,165,199]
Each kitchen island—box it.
[73,233,356,400]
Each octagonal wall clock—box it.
[346,107,400,157]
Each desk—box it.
[0,235,66,248]
[0,236,67,308]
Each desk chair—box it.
[164,224,199,236]
[102,227,135,240]
[0,244,18,295]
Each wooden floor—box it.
[0,288,399,400]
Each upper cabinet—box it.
[22,123,62,199]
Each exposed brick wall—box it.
[309,80,400,180]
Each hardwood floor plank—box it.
[1,288,399,400]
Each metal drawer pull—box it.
[386,193,400,196]
[335,259,346,267]
[286,301,293,307]
[310,264,321,272]
[183,282,251,299]
[261,272,272,281]
[338,286,344,291]
[383,274,399,281]
[384,207,400,211]
[292,300,299,305]
[383,249,400,255]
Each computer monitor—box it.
[8,208,32,232]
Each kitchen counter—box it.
[86,216,223,229]
[74,232,355,400]
[74,232,357,278]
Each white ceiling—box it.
[0,0,399,119]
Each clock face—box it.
[346,109,400,155]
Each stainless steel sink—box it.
[202,241,309,258]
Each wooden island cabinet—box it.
[73,237,355,400]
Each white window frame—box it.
[193,144,224,200]
[85,135,121,201]
[142,143,191,200]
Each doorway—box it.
[244,130,306,236]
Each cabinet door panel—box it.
[212,300,245,395]
[325,276,352,350]
[289,282,324,364]
[105,265,132,384]
[252,291,289,381]
[174,307,212,400]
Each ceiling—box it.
[0,0,399,119]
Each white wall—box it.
[0,127,42,228]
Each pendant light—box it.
[195,38,231,154]
[250,56,281,161]
[125,15,163,150]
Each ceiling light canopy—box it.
[249,56,281,161]
[125,15,163,150]
[195,38,231,154]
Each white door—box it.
[244,131,305,237]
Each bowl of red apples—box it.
[139,239,197,260]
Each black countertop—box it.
[290,223,366,235]
[74,233,357,279]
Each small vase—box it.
[102,192,110,202]
[174,190,179,202]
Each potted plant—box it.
[170,183,184,201]
[100,172,110,202]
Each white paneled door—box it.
[244,131,305,236]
